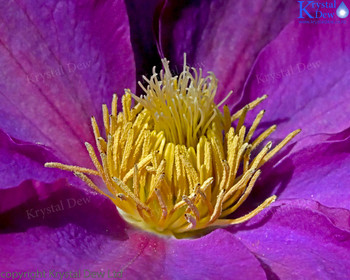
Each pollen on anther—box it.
[45,56,300,238]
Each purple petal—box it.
[164,229,266,280]
[1,180,267,279]
[0,129,75,190]
[0,180,143,275]
[125,0,162,84]
[0,179,131,270]
[253,129,350,210]
[238,20,350,141]
[232,199,350,279]
[157,0,298,103]
[0,0,135,165]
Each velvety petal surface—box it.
[250,128,350,210]
[0,0,135,165]
[0,129,75,190]
[125,0,162,85]
[0,179,164,278]
[0,180,267,280]
[157,0,298,103]
[232,199,350,280]
[164,229,266,280]
[237,19,350,143]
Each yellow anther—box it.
[46,57,300,238]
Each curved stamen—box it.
[45,57,300,238]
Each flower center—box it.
[46,57,300,238]
[135,58,224,147]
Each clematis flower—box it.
[1,1,349,279]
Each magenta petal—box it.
[0,129,74,190]
[1,227,167,279]
[1,180,268,279]
[238,20,350,141]
[0,179,130,270]
[0,180,166,278]
[254,129,350,210]
[125,0,161,83]
[164,229,266,280]
[0,0,135,165]
[157,0,298,103]
[233,200,350,279]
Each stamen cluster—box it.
[46,58,300,237]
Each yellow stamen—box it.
[45,162,99,176]
[45,57,300,238]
